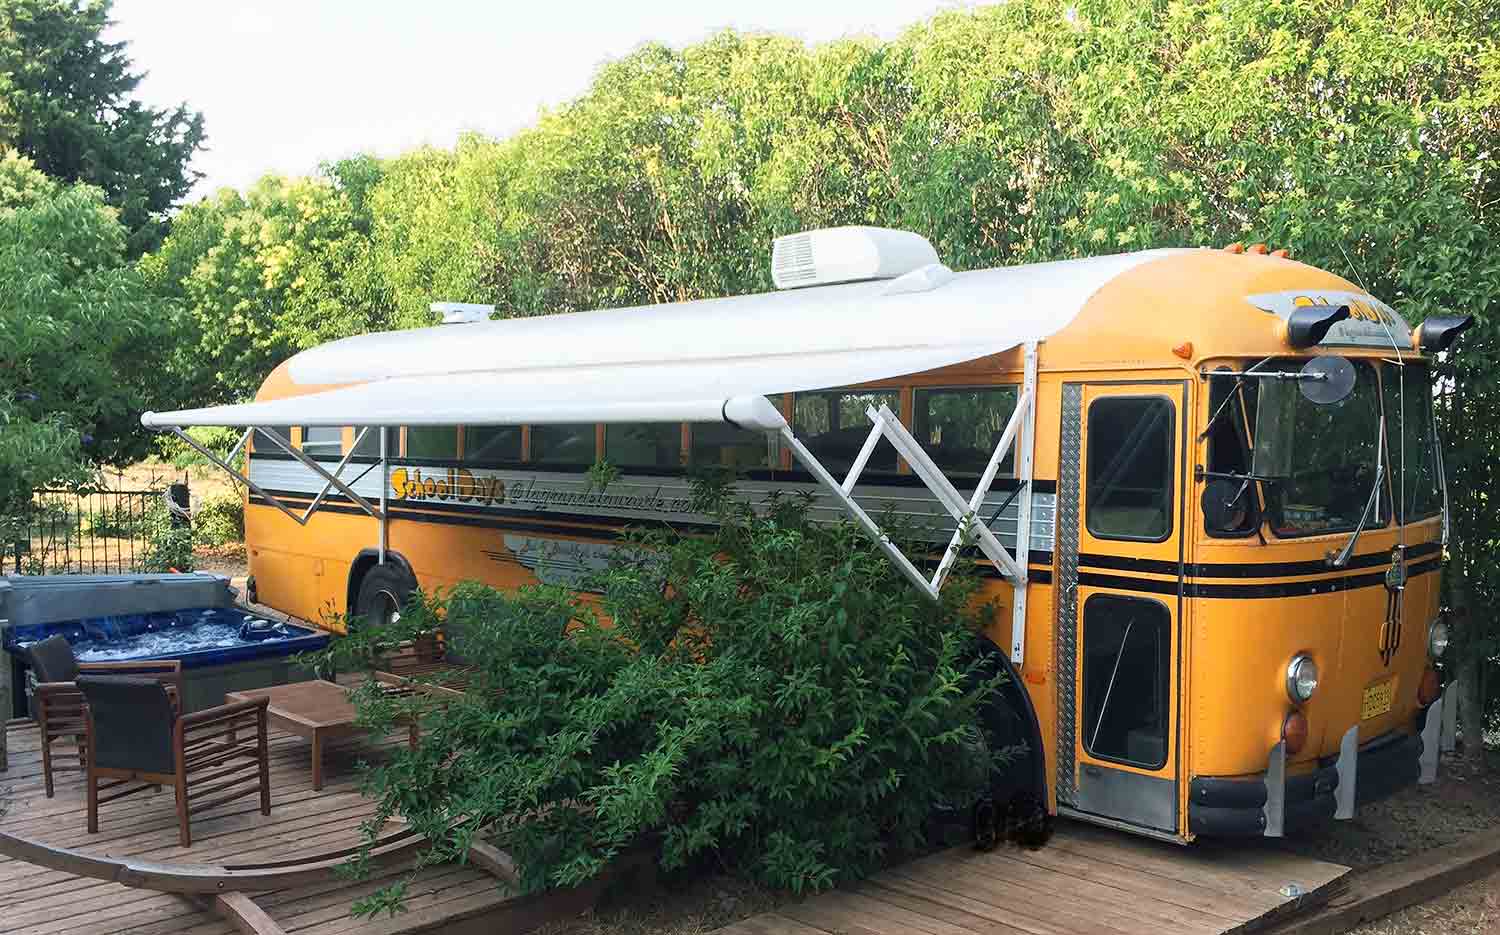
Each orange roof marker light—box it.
[1271,248,1291,258]
[1247,243,1269,255]
[1223,242,1245,254]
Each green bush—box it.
[193,491,244,547]
[138,501,193,573]
[153,426,243,472]
[326,481,1009,914]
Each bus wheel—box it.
[354,563,415,631]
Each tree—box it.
[0,0,205,254]
[141,160,393,404]
[0,151,182,521]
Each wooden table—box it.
[226,680,416,791]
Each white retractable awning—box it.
[142,250,1173,432]
[144,246,1178,664]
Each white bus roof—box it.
[142,249,1180,433]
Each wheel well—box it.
[346,550,415,618]
[971,634,1049,812]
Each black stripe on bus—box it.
[1077,541,1441,579]
[1076,558,1440,600]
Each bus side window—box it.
[252,426,291,452]
[793,389,899,474]
[405,426,458,460]
[351,427,396,459]
[1081,594,1170,769]
[531,425,596,465]
[301,426,343,456]
[605,424,681,468]
[690,395,784,470]
[464,426,522,463]
[1085,397,1173,541]
[913,386,1019,476]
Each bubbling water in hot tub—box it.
[57,607,298,663]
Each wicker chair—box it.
[24,635,182,797]
[78,675,271,848]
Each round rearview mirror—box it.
[1201,478,1248,533]
[1299,356,1356,405]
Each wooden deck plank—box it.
[0,719,520,935]
[718,823,1350,935]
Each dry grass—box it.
[1352,870,1500,935]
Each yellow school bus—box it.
[145,227,1470,843]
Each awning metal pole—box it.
[1009,341,1040,664]
[929,383,1033,592]
[223,428,253,468]
[842,421,886,494]
[780,426,936,599]
[379,427,389,564]
[163,427,309,527]
[300,428,369,522]
[260,430,384,520]
[869,404,1025,582]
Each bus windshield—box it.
[1252,358,1384,537]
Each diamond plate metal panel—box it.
[1054,384,1083,806]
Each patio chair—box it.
[24,635,183,797]
[372,632,473,699]
[78,675,271,848]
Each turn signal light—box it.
[1283,711,1309,756]
[1172,342,1193,359]
[1418,667,1441,706]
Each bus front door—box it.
[1054,381,1187,836]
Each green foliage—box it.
[152,425,243,471]
[142,162,393,403]
[0,0,205,254]
[138,500,192,572]
[192,491,243,547]
[321,487,1003,906]
[0,152,182,521]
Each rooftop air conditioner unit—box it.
[771,226,941,290]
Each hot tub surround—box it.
[1,574,329,714]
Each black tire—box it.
[353,563,417,631]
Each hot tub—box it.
[1,573,330,714]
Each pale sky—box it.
[106,1,960,200]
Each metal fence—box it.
[5,487,178,575]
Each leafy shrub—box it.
[153,426,243,471]
[193,491,244,547]
[139,500,193,572]
[326,480,1010,913]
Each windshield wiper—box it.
[1330,417,1386,568]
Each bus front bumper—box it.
[1187,693,1445,837]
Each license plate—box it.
[1361,679,1396,720]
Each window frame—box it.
[911,383,1023,479]
[1084,394,1176,544]
[299,425,344,456]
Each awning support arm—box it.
[299,428,370,522]
[162,427,310,528]
[259,430,384,521]
[1010,341,1040,664]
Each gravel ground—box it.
[1352,869,1500,935]
[1279,749,1500,871]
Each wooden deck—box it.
[719,823,1350,935]
[0,718,516,935]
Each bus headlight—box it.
[1427,619,1451,659]
[1286,654,1319,703]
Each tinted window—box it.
[351,426,395,459]
[1256,359,1383,536]
[531,425,596,464]
[1082,594,1170,769]
[405,426,458,460]
[605,423,681,468]
[1382,363,1442,521]
[913,387,1019,476]
[464,426,522,463]
[794,389,899,474]
[255,426,291,452]
[301,426,343,455]
[1086,397,1174,541]
[690,395,783,470]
